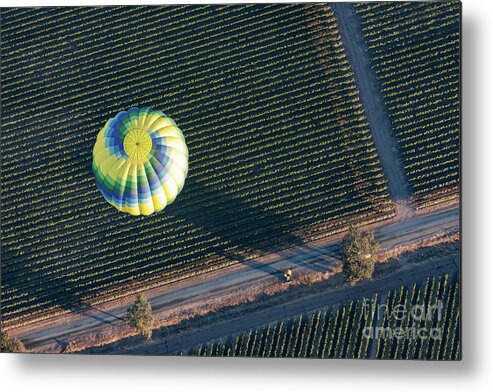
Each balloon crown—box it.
[92,107,188,216]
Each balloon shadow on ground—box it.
[1,171,333,348]
[169,177,329,280]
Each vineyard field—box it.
[182,274,460,359]
[355,1,460,208]
[0,4,394,329]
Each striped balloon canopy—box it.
[93,108,188,216]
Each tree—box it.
[341,226,379,285]
[1,331,26,353]
[124,294,154,340]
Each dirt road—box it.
[18,207,459,353]
[7,5,460,355]
[16,9,459,350]
[95,243,459,355]
[332,3,410,202]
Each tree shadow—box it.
[1,174,323,331]
[281,242,341,273]
[1,6,344,332]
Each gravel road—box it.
[19,207,459,353]
[332,3,410,201]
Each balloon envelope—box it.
[93,107,188,216]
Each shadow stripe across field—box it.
[1,4,393,327]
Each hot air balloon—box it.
[92,107,188,216]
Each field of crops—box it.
[0,4,394,328]
[182,274,460,359]
[355,1,460,208]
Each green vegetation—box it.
[1,4,394,329]
[341,226,379,285]
[181,275,460,359]
[1,331,26,353]
[124,294,154,340]
[355,1,460,208]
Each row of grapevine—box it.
[354,1,460,208]
[181,274,460,359]
[1,4,394,328]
